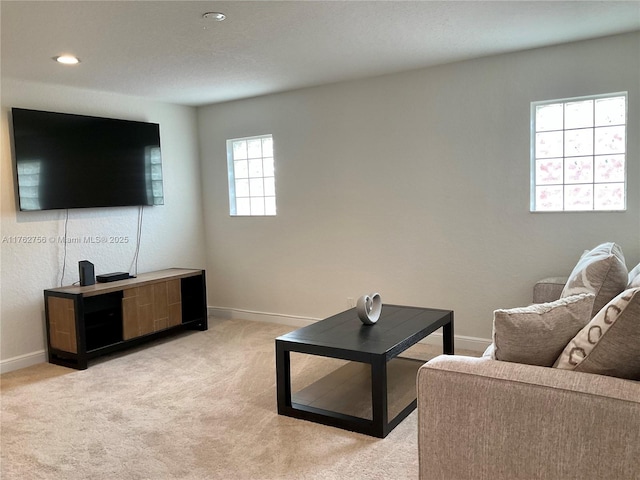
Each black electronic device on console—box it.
[96,272,131,283]
[78,260,95,286]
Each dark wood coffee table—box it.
[275,304,454,438]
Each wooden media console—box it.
[44,268,207,369]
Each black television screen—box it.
[11,108,164,211]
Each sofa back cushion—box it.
[554,287,640,380]
[561,242,628,318]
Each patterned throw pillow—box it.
[554,288,640,380]
[492,293,595,367]
[561,242,628,319]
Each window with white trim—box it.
[531,92,627,212]
[226,134,276,216]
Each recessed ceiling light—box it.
[202,12,226,21]
[54,55,80,65]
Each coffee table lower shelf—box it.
[293,357,422,420]
[277,349,427,438]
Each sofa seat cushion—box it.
[555,287,640,380]
[492,293,595,367]
[561,242,628,318]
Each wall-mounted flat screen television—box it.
[11,108,164,211]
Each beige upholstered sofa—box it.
[417,243,640,480]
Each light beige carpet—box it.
[1,317,472,480]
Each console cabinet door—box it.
[122,279,181,340]
[47,296,77,353]
[166,279,182,328]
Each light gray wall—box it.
[0,79,207,371]
[198,32,640,342]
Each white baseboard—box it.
[417,331,490,353]
[208,307,317,328]
[1,350,47,374]
[208,306,490,353]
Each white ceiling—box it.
[2,1,639,106]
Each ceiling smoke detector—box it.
[202,12,226,21]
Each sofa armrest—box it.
[417,355,640,480]
[532,276,568,303]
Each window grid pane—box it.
[531,92,626,212]
[227,134,276,216]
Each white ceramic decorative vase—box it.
[356,293,382,325]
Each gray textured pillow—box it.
[554,288,640,380]
[492,293,595,367]
[561,242,628,318]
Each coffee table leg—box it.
[371,355,388,438]
[443,313,455,354]
[275,340,291,413]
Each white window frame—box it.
[530,92,627,212]
[226,134,276,216]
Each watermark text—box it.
[2,235,130,245]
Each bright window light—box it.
[531,92,627,212]
[227,134,276,216]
